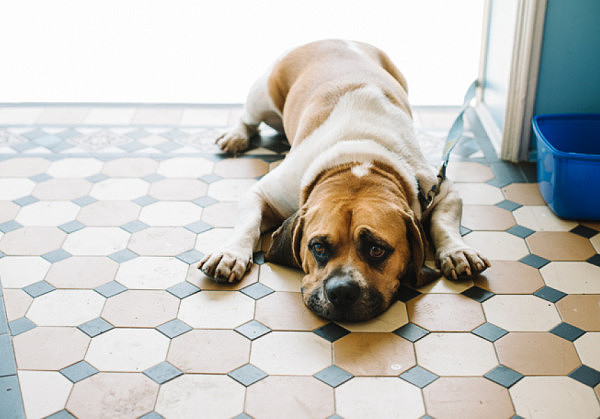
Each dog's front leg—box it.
[428,189,490,280]
[198,189,278,283]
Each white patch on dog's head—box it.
[351,161,373,178]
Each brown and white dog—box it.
[199,39,490,321]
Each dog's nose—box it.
[325,276,360,307]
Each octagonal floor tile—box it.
[139,201,202,226]
[512,205,578,232]
[461,205,515,231]
[19,371,72,419]
[446,161,494,183]
[207,179,258,201]
[63,227,130,255]
[89,178,149,200]
[338,301,409,332]
[251,331,331,375]
[423,377,514,419]
[33,178,92,200]
[526,231,596,261]
[407,293,485,331]
[77,200,140,226]
[0,226,66,255]
[0,178,36,200]
[86,328,170,372]
[178,291,254,329]
[102,290,179,327]
[247,376,334,419]
[0,201,19,223]
[336,377,424,419]
[15,201,80,226]
[510,377,600,419]
[255,291,327,331]
[474,260,544,294]
[0,256,50,288]
[333,332,415,376]
[463,232,529,260]
[167,330,250,373]
[129,227,196,256]
[45,256,118,289]
[556,295,600,331]
[0,157,50,177]
[415,333,497,376]
[201,202,237,227]
[47,158,103,178]
[193,227,233,254]
[3,289,33,321]
[67,372,159,419]
[574,332,600,371]
[501,183,545,205]
[214,157,269,178]
[156,157,214,178]
[13,326,90,370]
[417,276,474,293]
[540,262,600,293]
[116,256,187,289]
[483,295,561,331]
[102,157,158,177]
[155,374,243,419]
[148,178,208,200]
[454,183,503,205]
[27,290,105,326]
[495,332,580,375]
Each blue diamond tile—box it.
[142,173,165,183]
[253,251,265,265]
[60,361,98,383]
[587,254,600,267]
[85,173,108,183]
[462,286,495,303]
[108,249,138,263]
[45,409,76,419]
[313,323,350,342]
[59,220,85,233]
[240,283,274,300]
[57,128,81,139]
[400,366,439,388]
[161,128,187,141]
[42,248,71,263]
[569,225,598,238]
[23,280,55,298]
[13,195,38,206]
[9,317,36,336]
[0,251,4,259]
[235,320,271,340]
[126,128,150,140]
[155,142,181,153]
[185,220,213,234]
[228,364,268,387]
[471,322,508,342]
[94,281,127,298]
[393,323,429,342]
[22,128,46,140]
[143,362,183,384]
[569,365,600,387]
[176,249,204,264]
[72,196,97,207]
[396,285,422,302]
[0,220,22,233]
[533,286,567,303]
[495,199,522,211]
[192,196,218,207]
[29,173,52,183]
[138,412,164,419]
[519,254,550,269]
[119,141,146,153]
[156,319,192,339]
[232,414,252,419]
[507,225,535,238]
[133,195,158,206]
[549,322,586,342]
[34,135,61,147]
[167,282,200,299]
[484,365,523,388]
[314,365,353,388]
[199,174,222,183]
[120,220,149,233]
[77,317,114,338]
[0,335,17,376]
[460,225,472,236]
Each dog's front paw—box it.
[437,247,490,280]
[215,130,249,154]
[198,248,253,283]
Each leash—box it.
[418,80,478,211]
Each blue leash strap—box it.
[419,80,478,211]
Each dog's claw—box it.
[438,247,489,280]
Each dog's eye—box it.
[313,243,326,255]
[369,245,386,259]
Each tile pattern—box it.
[0,105,600,418]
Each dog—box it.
[199,39,490,321]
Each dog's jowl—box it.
[199,39,490,321]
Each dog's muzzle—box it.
[325,275,361,308]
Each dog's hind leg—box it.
[216,71,283,154]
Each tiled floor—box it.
[1,105,600,419]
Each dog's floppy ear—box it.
[403,213,441,288]
[265,210,304,269]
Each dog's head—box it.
[266,162,439,321]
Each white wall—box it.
[0,0,483,105]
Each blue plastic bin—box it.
[533,113,600,220]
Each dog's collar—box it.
[300,139,422,217]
